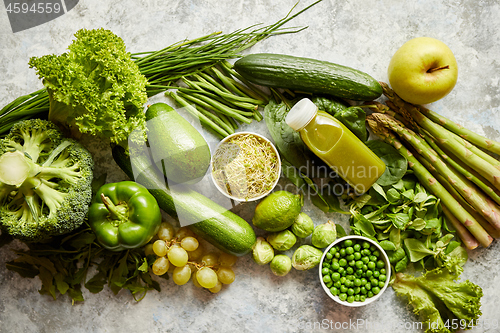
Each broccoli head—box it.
[0,119,94,242]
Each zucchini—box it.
[112,145,256,256]
[234,53,382,101]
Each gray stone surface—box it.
[1,0,500,332]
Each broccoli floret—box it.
[0,119,94,242]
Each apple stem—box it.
[427,65,450,73]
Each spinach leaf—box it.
[311,96,348,115]
[334,106,368,142]
[366,140,408,186]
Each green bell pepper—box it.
[88,181,162,251]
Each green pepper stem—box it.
[100,193,129,224]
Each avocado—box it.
[146,102,211,184]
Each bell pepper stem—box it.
[100,193,129,224]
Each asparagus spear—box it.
[381,82,500,191]
[422,131,500,205]
[418,104,500,156]
[417,152,500,239]
[371,112,500,230]
[441,205,480,250]
[366,115,493,248]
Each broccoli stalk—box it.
[0,119,94,242]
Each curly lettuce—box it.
[392,254,483,333]
[28,28,148,147]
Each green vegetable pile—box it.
[368,83,500,249]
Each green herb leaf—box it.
[366,140,408,186]
[404,238,436,262]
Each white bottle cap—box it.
[285,98,318,131]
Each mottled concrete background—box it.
[0,1,499,332]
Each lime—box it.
[252,191,303,232]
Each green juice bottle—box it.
[285,98,386,194]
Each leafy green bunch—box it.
[28,28,149,147]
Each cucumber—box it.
[234,53,382,101]
[112,144,256,256]
[145,102,211,184]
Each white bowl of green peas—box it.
[319,235,391,307]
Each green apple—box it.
[387,37,458,105]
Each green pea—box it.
[346,247,354,255]
[369,245,376,252]
[376,260,385,269]
[326,281,333,288]
[362,264,368,271]
[373,271,380,278]
[334,281,341,288]
[380,268,387,275]
[360,295,366,302]
[347,288,354,295]
[360,278,367,285]
[340,277,347,284]
[330,287,339,295]
[362,241,370,249]
[339,293,347,301]
[331,272,341,281]
[346,254,355,261]
[331,262,340,270]
[329,247,337,255]
[366,270,373,278]
[379,274,387,282]
[340,249,346,256]
[378,281,385,288]
[323,262,331,268]
[360,287,367,295]
[334,252,340,258]
[367,262,376,270]
[344,240,353,247]
[345,279,353,288]
[354,294,360,302]
[353,252,361,260]
[370,278,379,286]
[365,282,372,290]
[348,260,356,267]
[368,291,374,298]
[326,252,333,260]
[323,275,331,283]
[361,257,370,264]
[353,244,361,252]
[322,267,330,275]
[373,250,380,257]
[339,258,347,266]
[346,267,354,275]
[369,255,377,262]
[338,267,345,275]
[372,286,381,295]
[347,295,355,303]
[353,287,360,294]
[355,261,363,269]
[347,275,355,281]
[362,249,371,256]
[355,269,363,277]
[340,285,348,293]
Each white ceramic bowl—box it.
[210,131,281,202]
[318,235,391,307]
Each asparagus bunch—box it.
[367,83,500,248]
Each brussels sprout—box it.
[267,230,297,251]
[252,237,274,265]
[311,220,337,248]
[292,245,323,270]
[270,254,292,276]
[290,212,314,238]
